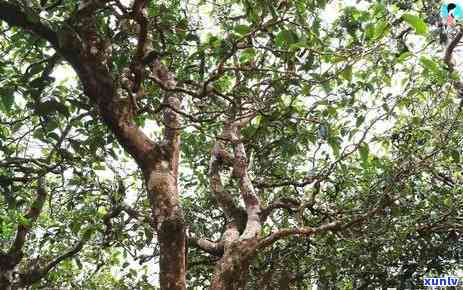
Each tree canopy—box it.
[0,0,462,289]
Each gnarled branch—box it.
[7,177,47,269]
[18,230,90,287]
[257,203,387,250]
[260,197,300,222]
[188,236,224,256]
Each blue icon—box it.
[441,2,463,25]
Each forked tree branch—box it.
[444,29,463,73]
[188,236,224,256]
[260,198,300,222]
[256,204,387,250]
[18,230,91,287]
[7,178,47,267]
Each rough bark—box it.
[0,178,47,289]
[72,46,187,290]
[209,240,257,290]
[142,119,186,289]
[0,2,391,289]
[208,115,262,289]
[145,58,186,289]
[0,2,187,289]
[73,42,187,290]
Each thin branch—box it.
[209,142,242,219]
[444,29,463,74]
[129,0,149,100]
[257,203,387,250]
[260,198,300,222]
[18,231,90,287]
[443,28,463,110]
[8,177,47,262]
[188,236,224,256]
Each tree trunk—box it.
[0,266,12,290]
[210,255,251,289]
[210,241,257,290]
[77,64,187,289]
[144,159,186,289]
[0,3,183,288]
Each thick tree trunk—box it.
[144,158,186,289]
[210,255,251,289]
[0,265,13,290]
[77,64,186,289]
[210,241,257,290]
[0,3,185,288]
[143,68,186,289]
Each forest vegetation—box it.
[0,0,462,289]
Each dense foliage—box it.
[0,0,462,289]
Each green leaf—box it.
[419,57,439,73]
[47,132,60,142]
[233,24,251,36]
[29,77,47,88]
[373,20,388,39]
[33,128,44,140]
[402,14,428,35]
[289,41,309,49]
[82,228,93,241]
[364,23,375,41]
[46,119,59,132]
[275,30,299,48]
[397,51,412,62]
[419,57,445,82]
[239,48,256,63]
[359,142,369,167]
[97,207,107,217]
[451,149,460,163]
[27,63,44,76]
[35,100,70,117]
[18,215,32,227]
[207,35,221,48]
[355,115,365,127]
[70,220,82,235]
[185,33,199,42]
[341,65,353,82]
[24,8,41,24]
[328,136,341,157]
[0,87,14,112]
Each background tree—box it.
[0,0,462,289]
